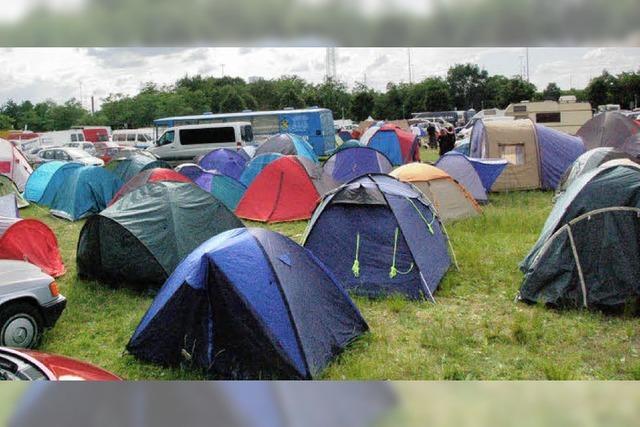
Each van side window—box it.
[127,133,136,142]
[180,127,235,145]
[157,130,175,146]
[71,134,78,142]
[78,133,85,141]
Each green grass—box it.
[16,149,640,380]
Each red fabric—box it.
[109,168,191,205]
[0,161,10,173]
[235,157,320,223]
[0,220,65,277]
[380,125,420,163]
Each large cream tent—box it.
[390,163,481,222]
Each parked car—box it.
[112,128,154,149]
[148,122,251,163]
[34,147,104,167]
[64,141,97,156]
[0,260,67,349]
[94,143,140,164]
[0,347,121,380]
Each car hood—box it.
[0,260,51,288]
[23,350,122,381]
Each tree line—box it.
[1,64,638,132]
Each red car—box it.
[0,347,121,381]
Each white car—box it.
[0,260,67,348]
[64,141,97,156]
[34,146,104,167]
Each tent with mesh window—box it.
[469,119,584,191]
[77,181,244,290]
[520,160,640,310]
[303,174,453,301]
[127,228,368,379]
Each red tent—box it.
[110,168,192,205]
[0,218,65,277]
[235,156,329,223]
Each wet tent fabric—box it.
[196,148,249,180]
[0,138,32,191]
[236,156,336,223]
[390,163,481,222]
[433,152,488,202]
[0,175,28,208]
[577,112,640,154]
[107,154,172,183]
[333,139,362,153]
[110,168,191,205]
[181,166,247,211]
[49,166,123,221]
[520,162,640,309]
[239,153,284,187]
[304,175,452,300]
[361,125,420,166]
[535,124,586,190]
[12,381,395,427]
[24,162,83,206]
[0,217,65,277]
[556,148,637,196]
[77,181,244,290]
[254,134,318,163]
[323,147,393,184]
[0,195,18,217]
[435,151,507,193]
[127,228,368,379]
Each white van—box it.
[39,129,86,147]
[148,122,253,162]
[112,128,154,148]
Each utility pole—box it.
[221,64,225,77]
[325,47,337,81]
[407,48,413,84]
[526,47,530,82]
[91,96,95,115]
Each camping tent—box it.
[556,147,638,196]
[127,227,368,379]
[433,152,489,203]
[0,138,32,191]
[435,151,508,194]
[110,168,192,205]
[303,174,452,301]
[360,124,420,166]
[0,195,18,217]
[24,162,83,206]
[469,119,584,191]
[12,381,395,427]
[520,161,640,309]
[0,216,65,277]
[176,164,246,211]
[390,163,481,222]
[236,156,336,223]
[254,133,318,163]
[106,153,171,183]
[49,166,123,221]
[238,153,284,187]
[77,181,244,290]
[323,146,393,184]
[576,112,640,155]
[338,130,353,142]
[196,148,249,180]
[0,175,28,208]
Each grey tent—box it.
[520,160,640,310]
[576,112,640,155]
[10,382,396,427]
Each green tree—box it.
[498,77,537,106]
[447,63,489,110]
[585,71,619,108]
[0,113,14,129]
[350,83,376,121]
[542,82,562,101]
[217,86,247,113]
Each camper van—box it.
[112,128,154,148]
[505,97,592,134]
[39,129,86,147]
[148,122,253,163]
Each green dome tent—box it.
[0,175,28,209]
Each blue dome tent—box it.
[49,166,123,221]
[435,151,508,196]
[239,153,284,186]
[177,164,246,211]
[323,146,393,184]
[106,153,171,183]
[127,228,368,379]
[196,148,249,180]
[303,174,454,301]
[24,161,83,205]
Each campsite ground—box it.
[21,149,640,380]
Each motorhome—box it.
[148,122,252,163]
[73,126,111,143]
[39,129,86,147]
[505,96,592,134]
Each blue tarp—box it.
[197,148,249,180]
[50,166,123,221]
[127,228,367,379]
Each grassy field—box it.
[16,149,640,380]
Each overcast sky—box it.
[0,47,638,110]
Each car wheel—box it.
[0,302,44,349]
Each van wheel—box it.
[0,302,44,349]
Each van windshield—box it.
[157,130,175,146]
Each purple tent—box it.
[436,151,508,193]
[196,148,249,180]
[323,147,393,184]
[535,125,585,190]
[175,163,246,211]
[434,153,488,203]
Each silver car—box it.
[34,146,104,167]
[0,260,67,349]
